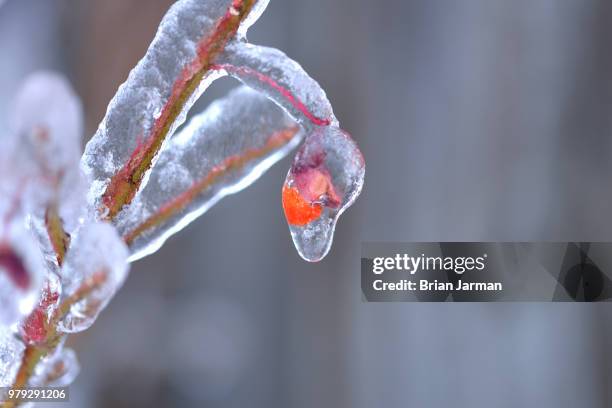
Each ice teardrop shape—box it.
[81,0,266,219]
[58,222,129,333]
[31,347,79,387]
[282,126,364,262]
[215,40,364,261]
[116,86,302,261]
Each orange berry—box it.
[282,184,323,226]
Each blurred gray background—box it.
[2,0,612,407]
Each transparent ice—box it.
[10,72,83,177]
[31,347,79,387]
[81,0,363,261]
[81,0,268,215]
[0,218,45,326]
[218,41,337,127]
[2,72,83,219]
[117,86,302,260]
[283,127,364,261]
[0,0,364,394]
[58,222,129,333]
[215,41,363,260]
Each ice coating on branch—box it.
[10,72,83,178]
[81,0,224,213]
[1,72,83,216]
[236,0,269,39]
[81,0,265,218]
[31,347,79,387]
[217,42,337,128]
[0,219,45,325]
[0,327,24,387]
[282,127,364,261]
[0,0,364,394]
[117,86,302,261]
[53,169,89,235]
[212,40,365,260]
[58,223,129,333]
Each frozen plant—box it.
[0,0,364,405]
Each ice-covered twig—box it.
[213,41,365,261]
[4,71,83,270]
[82,0,364,262]
[2,271,105,408]
[57,222,129,333]
[215,41,337,128]
[117,86,301,260]
[44,205,70,266]
[0,72,88,405]
[2,0,365,401]
[82,0,263,220]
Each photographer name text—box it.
[371,254,503,292]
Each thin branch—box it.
[124,126,299,245]
[44,203,70,266]
[1,272,107,408]
[101,0,257,220]
[210,63,332,126]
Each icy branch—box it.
[82,0,264,220]
[58,222,129,333]
[215,41,337,127]
[1,0,366,400]
[213,41,365,261]
[118,86,301,260]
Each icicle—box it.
[214,41,364,261]
[282,126,364,261]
